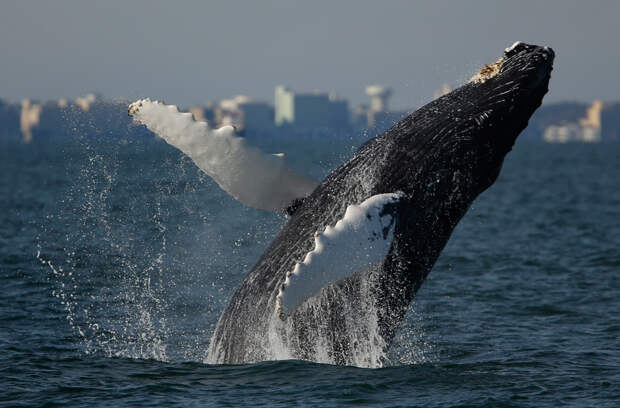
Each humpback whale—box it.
[129,42,554,367]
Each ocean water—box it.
[1,134,619,407]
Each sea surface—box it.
[1,133,619,407]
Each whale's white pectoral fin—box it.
[277,192,404,318]
[128,98,319,211]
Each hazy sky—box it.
[1,0,618,109]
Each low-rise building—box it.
[543,100,602,143]
[543,123,601,143]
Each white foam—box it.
[129,99,319,211]
[277,192,403,317]
[505,41,523,54]
[275,273,391,367]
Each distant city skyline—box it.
[1,1,619,110]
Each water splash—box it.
[387,302,435,366]
[206,268,434,368]
[38,140,220,362]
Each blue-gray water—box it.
[1,135,619,407]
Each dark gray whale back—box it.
[207,43,554,366]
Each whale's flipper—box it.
[277,192,403,317]
[128,99,319,212]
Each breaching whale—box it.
[129,42,554,367]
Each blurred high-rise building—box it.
[274,86,349,129]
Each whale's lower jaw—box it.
[206,43,553,367]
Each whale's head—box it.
[386,42,554,204]
[478,41,555,125]
[470,41,555,91]
[460,41,554,190]
[498,41,555,88]
[375,42,553,226]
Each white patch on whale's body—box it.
[128,99,318,211]
[277,192,403,317]
[505,41,524,53]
